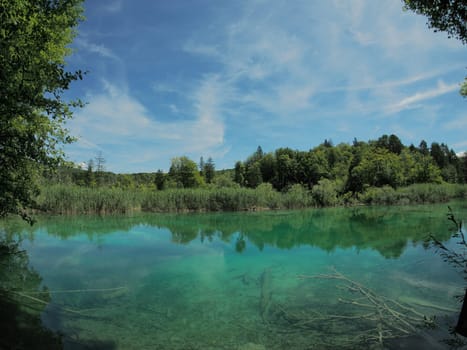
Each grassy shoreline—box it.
[35,183,467,215]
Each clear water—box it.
[2,202,467,349]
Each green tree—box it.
[460,153,467,183]
[169,156,204,188]
[234,161,245,186]
[0,0,84,221]
[245,162,263,188]
[403,0,467,96]
[259,153,276,184]
[203,157,215,184]
[154,169,166,190]
[351,147,404,188]
[419,140,429,155]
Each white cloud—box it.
[180,0,465,128]
[386,81,459,114]
[75,38,119,60]
[68,80,226,171]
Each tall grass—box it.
[360,183,467,205]
[141,185,281,212]
[37,185,142,215]
[37,182,467,215]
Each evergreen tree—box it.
[204,157,215,184]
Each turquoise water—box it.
[1,202,467,349]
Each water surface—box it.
[1,202,466,349]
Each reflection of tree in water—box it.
[153,206,453,258]
[0,238,63,349]
[0,236,117,349]
[1,205,454,259]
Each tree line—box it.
[53,134,467,197]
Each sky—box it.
[64,0,467,173]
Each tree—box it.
[168,156,204,188]
[234,161,245,186]
[419,140,429,155]
[245,162,263,188]
[0,0,84,221]
[461,152,467,183]
[203,157,215,184]
[403,0,467,96]
[154,169,166,190]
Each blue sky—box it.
[65,0,467,173]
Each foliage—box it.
[203,157,215,184]
[283,184,313,209]
[168,156,204,188]
[36,182,467,215]
[403,0,467,44]
[0,0,84,221]
[312,179,340,207]
[29,133,467,214]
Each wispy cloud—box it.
[69,0,467,171]
[68,80,226,172]
[182,0,464,127]
[386,81,459,114]
[101,0,123,13]
[75,38,119,60]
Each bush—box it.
[283,184,313,209]
[312,179,340,207]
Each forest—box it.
[38,134,467,214]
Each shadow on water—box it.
[0,238,116,350]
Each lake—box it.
[1,201,466,349]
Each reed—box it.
[37,184,142,215]
[37,182,467,215]
[361,183,467,205]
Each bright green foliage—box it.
[351,147,404,188]
[312,179,339,207]
[283,184,312,209]
[0,0,84,220]
[211,172,238,188]
[30,134,467,213]
[169,156,204,188]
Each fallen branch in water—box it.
[25,286,128,294]
[286,267,436,348]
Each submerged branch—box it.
[291,267,437,348]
